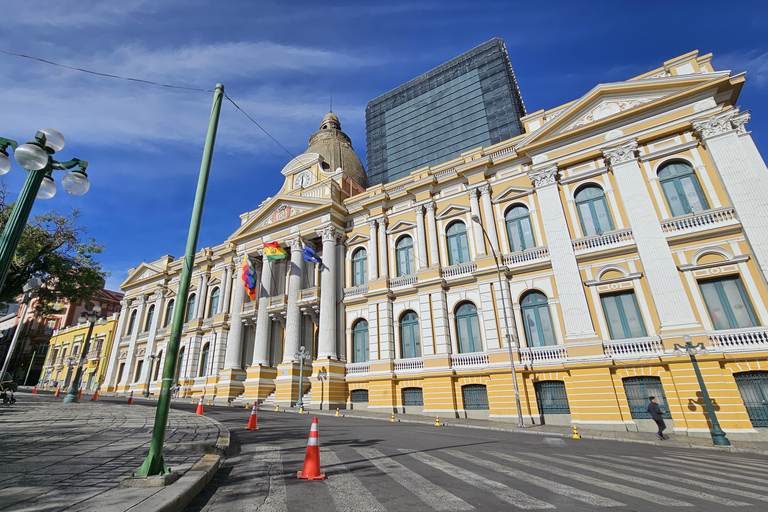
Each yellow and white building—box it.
[103,51,768,439]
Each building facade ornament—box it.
[528,165,560,188]
[424,201,436,213]
[478,183,492,197]
[319,225,340,243]
[731,110,751,135]
[691,109,740,139]
[602,139,638,166]
[287,237,303,252]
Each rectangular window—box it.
[534,381,570,414]
[699,276,758,330]
[402,387,424,406]
[462,384,489,410]
[351,389,369,403]
[601,291,647,340]
[623,377,671,419]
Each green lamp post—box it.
[295,345,311,410]
[0,129,90,297]
[63,306,108,403]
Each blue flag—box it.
[301,237,322,265]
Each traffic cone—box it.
[335,408,339,417]
[91,389,99,401]
[77,387,82,400]
[434,415,440,427]
[127,390,134,405]
[297,417,325,480]
[54,386,61,397]
[245,405,260,430]
[196,395,204,415]
[31,384,37,394]
[572,425,580,439]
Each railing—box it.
[241,302,257,315]
[433,167,457,180]
[202,318,214,328]
[343,284,368,299]
[299,287,320,301]
[488,146,515,160]
[707,327,768,352]
[442,261,476,279]
[451,353,489,367]
[345,362,370,374]
[519,345,567,366]
[387,185,405,195]
[156,327,168,336]
[394,358,424,371]
[87,350,100,360]
[660,206,737,234]
[502,246,549,267]
[572,228,634,253]
[389,275,417,288]
[268,295,287,308]
[603,337,663,358]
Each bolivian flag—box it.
[263,241,288,262]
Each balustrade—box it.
[441,261,476,279]
[519,345,567,365]
[707,327,768,352]
[389,275,417,288]
[345,362,370,374]
[394,358,424,371]
[502,246,549,267]
[661,206,737,234]
[450,353,489,367]
[343,284,368,299]
[572,228,634,253]
[603,337,663,359]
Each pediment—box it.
[387,220,417,234]
[345,233,370,247]
[491,185,534,204]
[435,204,470,220]
[230,195,330,240]
[121,262,165,289]
[280,153,323,177]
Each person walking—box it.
[647,396,667,440]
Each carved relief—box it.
[528,166,560,188]
[259,205,305,228]
[565,98,658,131]
[602,139,639,166]
[319,225,340,243]
[691,109,746,139]
[478,183,492,197]
[138,268,156,280]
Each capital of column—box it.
[425,201,436,213]
[602,139,638,166]
[287,238,302,252]
[319,225,341,243]
[528,165,560,188]
[151,288,164,302]
[367,218,378,230]
[414,203,425,215]
[478,183,492,197]
[692,109,746,140]
[466,187,479,200]
[120,298,131,309]
[133,294,147,305]
[377,217,388,230]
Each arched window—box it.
[186,294,196,322]
[521,291,557,347]
[153,351,163,381]
[505,205,535,253]
[145,305,155,332]
[127,310,137,335]
[455,302,482,353]
[207,287,220,318]
[176,347,185,381]
[352,248,367,286]
[164,299,175,327]
[658,161,709,216]
[396,235,415,276]
[352,319,369,363]
[199,343,209,377]
[399,310,421,358]
[575,185,614,236]
[447,221,470,265]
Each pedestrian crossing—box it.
[240,444,768,511]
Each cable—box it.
[223,93,296,160]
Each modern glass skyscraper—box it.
[365,38,526,185]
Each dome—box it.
[305,112,368,188]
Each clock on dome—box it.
[294,171,312,189]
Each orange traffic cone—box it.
[91,389,99,401]
[196,395,204,415]
[245,405,260,430]
[127,390,134,405]
[54,386,61,397]
[31,384,37,394]
[77,387,82,400]
[297,417,325,480]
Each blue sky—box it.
[1,0,767,291]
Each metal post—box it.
[63,320,96,403]
[143,354,157,398]
[0,301,30,380]
[136,83,224,477]
[689,346,730,446]
[296,346,308,409]
[23,350,36,386]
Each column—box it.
[102,299,130,390]
[138,289,165,385]
[468,188,486,256]
[335,235,345,359]
[224,268,247,369]
[693,110,768,281]
[479,183,500,252]
[220,263,233,315]
[415,205,428,270]
[317,226,339,359]
[252,252,273,366]
[195,272,209,319]
[119,295,147,385]
[378,218,389,279]
[368,219,379,280]
[603,140,700,331]
[425,202,440,267]
[530,166,597,339]
[282,238,304,362]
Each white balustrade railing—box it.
[451,353,489,367]
[394,358,424,371]
[489,146,515,160]
[299,286,320,301]
[502,246,549,267]
[707,327,768,352]
[389,275,417,288]
[661,207,737,234]
[345,362,370,374]
[519,345,567,365]
[241,302,257,315]
[202,318,214,327]
[387,185,405,195]
[343,284,368,299]
[442,261,476,279]
[433,167,457,180]
[268,294,287,308]
[603,337,663,358]
[572,228,634,253]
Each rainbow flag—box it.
[241,255,257,301]
[263,241,288,262]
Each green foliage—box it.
[0,184,108,313]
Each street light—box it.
[673,335,730,446]
[0,277,42,382]
[295,345,311,410]
[471,214,525,428]
[0,130,89,297]
[63,306,108,403]
[144,354,159,398]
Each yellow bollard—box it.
[228,401,232,407]
[572,425,581,439]
[435,415,440,427]
[275,404,279,412]
[206,399,211,406]
[335,408,340,417]
[299,405,304,414]
[391,411,395,422]
[245,402,250,409]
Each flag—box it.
[300,237,323,265]
[241,255,257,301]
[263,241,288,262]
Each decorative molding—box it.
[478,183,492,197]
[319,225,340,243]
[584,272,643,287]
[491,185,534,204]
[691,109,747,140]
[678,255,749,272]
[287,237,303,252]
[564,98,660,131]
[693,98,717,112]
[259,204,306,228]
[387,220,417,235]
[605,129,623,141]
[435,204,471,220]
[424,202,436,213]
[344,233,370,247]
[731,111,751,135]
[602,139,638,166]
[528,165,559,188]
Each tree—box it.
[0,184,108,313]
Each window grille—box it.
[462,384,489,410]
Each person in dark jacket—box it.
[647,396,667,440]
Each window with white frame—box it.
[396,235,415,276]
[575,185,614,236]
[600,290,647,340]
[446,221,470,265]
[505,204,535,252]
[698,275,758,330]
[352,248,367,286]
[658,161,709,216]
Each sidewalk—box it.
[0,390,229,512]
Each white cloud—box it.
[5,1,159,27]
[716,50,768,88]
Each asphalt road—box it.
[102,397,768,512]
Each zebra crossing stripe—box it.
[586,455,768,503]
[660,456,767,484]
[661,453,768,475]
[442,449,624,508]
[354,447,474,511]
[485,452,692,507]
[251,447,287,512]
[321,449,387,512]
[400,449,555,510]
[522,452,748,507]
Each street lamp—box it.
[0,130,90,297]
[295,345,311,409]
[673,335,730,446]
[63,306,108,403]
[0,277,42,381]
[471,214,525,428]
[144,353,159,398]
